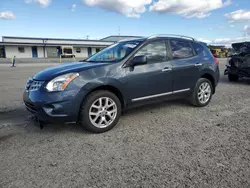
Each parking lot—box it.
[0,59,250,188]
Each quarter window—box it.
[170,40,194,59]
[135,41,168,64]
[192,42,213,57]
[192,42,203,54]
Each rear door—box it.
[169,39,201,92]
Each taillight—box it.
[214,57,219,65]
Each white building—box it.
[0,36,117,59]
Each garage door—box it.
[46,47,58,58]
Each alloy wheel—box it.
[89,97,117,128]
[198,82,212,104]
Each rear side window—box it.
[170,40,194,59]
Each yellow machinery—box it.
[59,46,76,63]
[61,46,75,58]
[210,46,228,58]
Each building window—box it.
[96,48,101,53]
[18,47,25,53]
[76,48,81,53]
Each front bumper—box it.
[215,65,220,86]
[23,89,85,123]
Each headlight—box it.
[46,73,79,92]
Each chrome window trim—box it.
[173,88,190,94]
[132,88,190,102]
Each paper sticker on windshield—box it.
[124,44,137,48]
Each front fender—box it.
[82,77,125,93]
[75,77,127,107]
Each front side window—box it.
[86,40,143,63]
[135,41,168,64]
[170,40,194,59]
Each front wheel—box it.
[189,78,213,107]
[80,90,121,133]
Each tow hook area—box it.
[38,120,45,129]
[224,68,228,75]
[33,116,45,129]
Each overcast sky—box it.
[1,0,250,46]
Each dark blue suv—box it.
[24,35,220,133]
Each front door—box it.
[0,46,5,58]
[88,47,92,57]
[57,47,61,57]
[124,40,173,103]
[169,39,200,91]
[32,47,38,58]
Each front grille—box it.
[25,78,44,91]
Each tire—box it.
[80,90,121,133]
[189,78,213,107]
[228,74,239,82]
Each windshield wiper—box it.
[79,58,100,62]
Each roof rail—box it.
[148,34,197,41]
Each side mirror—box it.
[131,55,147,66]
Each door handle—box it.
[194,63,202,67]
[162,67,172,72]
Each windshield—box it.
[86,40,143,63]
[63,49,73,54]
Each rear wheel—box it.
[80,90,121,133]
[228,74,239,82]
[189,78,213,107]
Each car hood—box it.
[232,42,250,53]
[33,61,109,81]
